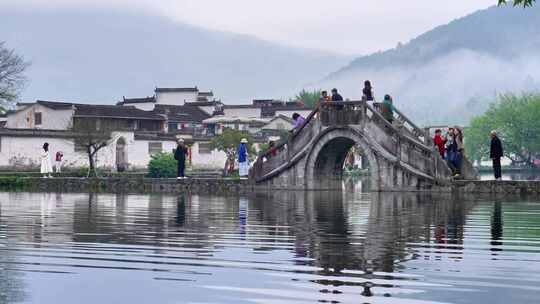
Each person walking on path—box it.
[490,130,504,181]
[40,143,53,178]
[238,138,249,179]
[55,151,64,173]
[433,129,446,158]
[174,138,189,179]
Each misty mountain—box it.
[321,5,540,125]
[0,9,349,104]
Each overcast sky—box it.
[4,0,495,55]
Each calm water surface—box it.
[1,190,539,304]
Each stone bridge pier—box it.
[251,101,478,192]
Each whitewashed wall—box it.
[198,106,214,115]
[156,91,198,106]
[191,141,226,169]
[0,136,114,169]
[223,107,261,118]
[0,132,229,171]
[263,117,293,131]
[6,104,74,130]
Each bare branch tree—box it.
[0,42,30,109]
[70,118,116,177]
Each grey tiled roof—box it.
[118,96,156,105]
[155,87,198,93]
[153,104,210,123]
[35,100,165,120]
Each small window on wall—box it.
[148,142,163,155]
[34,112,42,125]
[198,142,212,154]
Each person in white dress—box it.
[40,143,53,178]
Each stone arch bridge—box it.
[251,101,477,191]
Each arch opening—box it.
[312,136,372,186]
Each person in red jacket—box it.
[433,129,446,158]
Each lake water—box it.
[1,191,540,304]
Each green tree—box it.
[209,129,256,174]
[294,89,321,108]
[498,0,535,7]
[465,94,540,166]
[0,42,30,108]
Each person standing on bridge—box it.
[490,130,504,181]
[362,80,374,102]
[331,88,343,102]
[380,94,395,124]
[331,88,344,111]
[445,128,458,175]
[433,129,446,158]
[174,138,189,179]
[291,112,306,132]
[453,127,465,178]
[238,138,249,179]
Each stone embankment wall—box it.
[0,177,538,196]
[452,180,540,195]
[3,177,252,195]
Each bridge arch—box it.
[304,127,381,190]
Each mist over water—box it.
[1,191,539,304]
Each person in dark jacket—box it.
[331,88,344,110]
[362,80,374,101]
[490,130,504,181]
[331,88,343,101]
[174,138,189,179]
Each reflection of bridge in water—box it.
[252,101,477,191]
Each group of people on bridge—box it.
[433,128,504,180]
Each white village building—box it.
[0,87,310,171]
